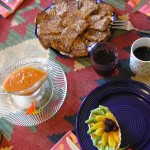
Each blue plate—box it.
[76,80,150,150]
[34,1,116,58]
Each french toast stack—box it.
[36,0,115,58]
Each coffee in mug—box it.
[130,37,150,76]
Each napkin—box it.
[50,130,81,150]
[128,0,150,16]
[0,0,24,18]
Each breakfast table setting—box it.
[0,0,150,150]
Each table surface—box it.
[0,0,150,149]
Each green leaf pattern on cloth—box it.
[28,126,37,133]
[0,24,35,51]
[103,0,126,10]
[74,57,92,71]
[13,0,44,24]
[0,118,14,141]
[132,0,147,12]
[0,132,1,143]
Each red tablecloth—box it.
[0,0,150,149]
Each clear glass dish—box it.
[0,57,67,126]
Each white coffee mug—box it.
[130,37,150,76]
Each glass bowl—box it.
[0,57,67,126]
[0,61,53,111]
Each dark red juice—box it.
[92,49,117,76]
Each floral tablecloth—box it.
[0,0,150,149]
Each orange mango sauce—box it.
[3,67,46,93]
[3,67,47,115]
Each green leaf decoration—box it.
[0,118,14,141]
[132,0,147,13]
[102,0,126,10]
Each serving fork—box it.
[111,20,150,34]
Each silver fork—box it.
[111,20,150,34]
